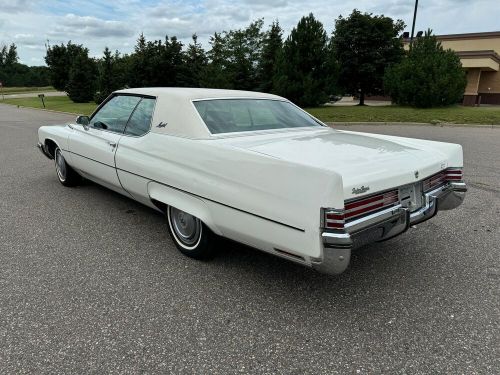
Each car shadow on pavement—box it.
[71,178,434,303]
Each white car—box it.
[37,88,467,274]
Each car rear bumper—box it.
[311,181,467,275]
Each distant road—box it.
[1,91,66,99]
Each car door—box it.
[68,95,141,193]
[115,96,157,207]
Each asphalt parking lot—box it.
[0,103,498,374]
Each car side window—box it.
[90,95,141,134]
[124,98,156,136]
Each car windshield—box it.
[193,99,322,134]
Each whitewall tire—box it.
[167,206,215,259]
[54,147,80,187]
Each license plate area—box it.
[399,183,423,212]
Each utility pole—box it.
[410,0,419,50]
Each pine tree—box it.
[203,32,232,89]
[273,13,329,106]
[183,34,207,87]
[129,33,150,87]
[5,44,18,66]
[257,21,283,92]
[95,47,115,103]
[66,50,95,103]
[0,45,6,66]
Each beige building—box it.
[436,31,500,105]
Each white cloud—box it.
[0,0,497,66]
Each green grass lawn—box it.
[306,105,500,125]
[1,96,96,115]
[1,86,56,95]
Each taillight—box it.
[423,168,463,191]
[444,169,463,181]
[322,189,400,230]
[344,189,399,221]
[324,210,345,230]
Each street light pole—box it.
[410,0,419,50]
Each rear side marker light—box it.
[423,168,463,191]
[445,169,463,181]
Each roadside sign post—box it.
[38,93,46,108]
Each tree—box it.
[5,44,18,66]
[0,45,6,66]
[128,33,152,87]
[202,20,265,90]
[160,36,185,86]
[45,41,88,91]
[228,19,264,90]
[183,34,207,87]
[0,42,51,87]
[128,33,186,88]
[202,32,232,88]
[384,30,467,108]
[273,13,330,106]
[95,47,116,103]
[257,21,283,92]
[332,9,405,105]
[66,50,96,102]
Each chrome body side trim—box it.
[312,181,467,275]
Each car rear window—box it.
[193,99,322,134]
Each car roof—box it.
[112,88,287,139]
[115,87,282,101]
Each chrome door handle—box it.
[108,141,117,148]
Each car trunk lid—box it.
[215,128,452,200]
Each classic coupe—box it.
[37,88,467,274]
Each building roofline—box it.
[456,50,500,63]
[436,31,500,40]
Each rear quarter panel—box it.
[115,133,344,259]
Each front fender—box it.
[38,124,72,154]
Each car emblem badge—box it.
[157,121,167,128]
[414,170,419,179]
[352,186,370,195]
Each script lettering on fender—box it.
[352,186,370,195]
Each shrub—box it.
[384,30,466,108]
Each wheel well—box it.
[148,182,223,236]
[44,139,58,158]
[151,199,168,213]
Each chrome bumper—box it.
[311,182,467,275]
[37,142,53,159]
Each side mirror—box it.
[76,115,90,125]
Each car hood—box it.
[214,128,463,199]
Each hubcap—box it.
[170,207,201,247]
[55,149,67,182]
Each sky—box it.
[0,0,498,66]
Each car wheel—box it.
[54,147,80,187]
[167,206,215,259]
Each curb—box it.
[0,102,80,116]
